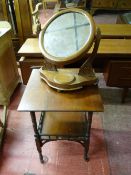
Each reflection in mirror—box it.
[44,12,91,58]
[39,9,95,64]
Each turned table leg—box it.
[30,112,44,163]
[84,111,93,160]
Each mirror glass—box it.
[43,12,91,58]
[39,9,95,65]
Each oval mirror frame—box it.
[39,8,96,65]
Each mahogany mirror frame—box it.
[39,8,96,66]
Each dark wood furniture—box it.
[18,69,104,163]
[0,21,20,147]
[117,12,131,24]
[104,61,131,87]
[104,60,131,103]
[87,0,131,15]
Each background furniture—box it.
[18,69,103,163]
[13,0,33,44]
[97,24,131,39]
[18,31,131,102]
[42,0,59,13]
[55,0,86,11]
[0,0,36,56]
[117,12,131,24]
[104,61,131,103]
[0,0,20,53]
[87,0,131,15]
[0,21,20,147]
[18,28,131,80]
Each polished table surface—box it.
[18,37,131,57]
[18,69,104,112]
[97,24,131,38]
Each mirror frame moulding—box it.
[39,8,96,66]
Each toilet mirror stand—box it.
[39,8,101,91]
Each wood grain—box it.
[18,38,131,57]
[18,69,103,112]
[97,24,131,38]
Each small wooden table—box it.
[18,69,103,163]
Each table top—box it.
[97,24,131,38]
[39,9,95,65]
[18,37,131,58]
[18,69,104,112]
